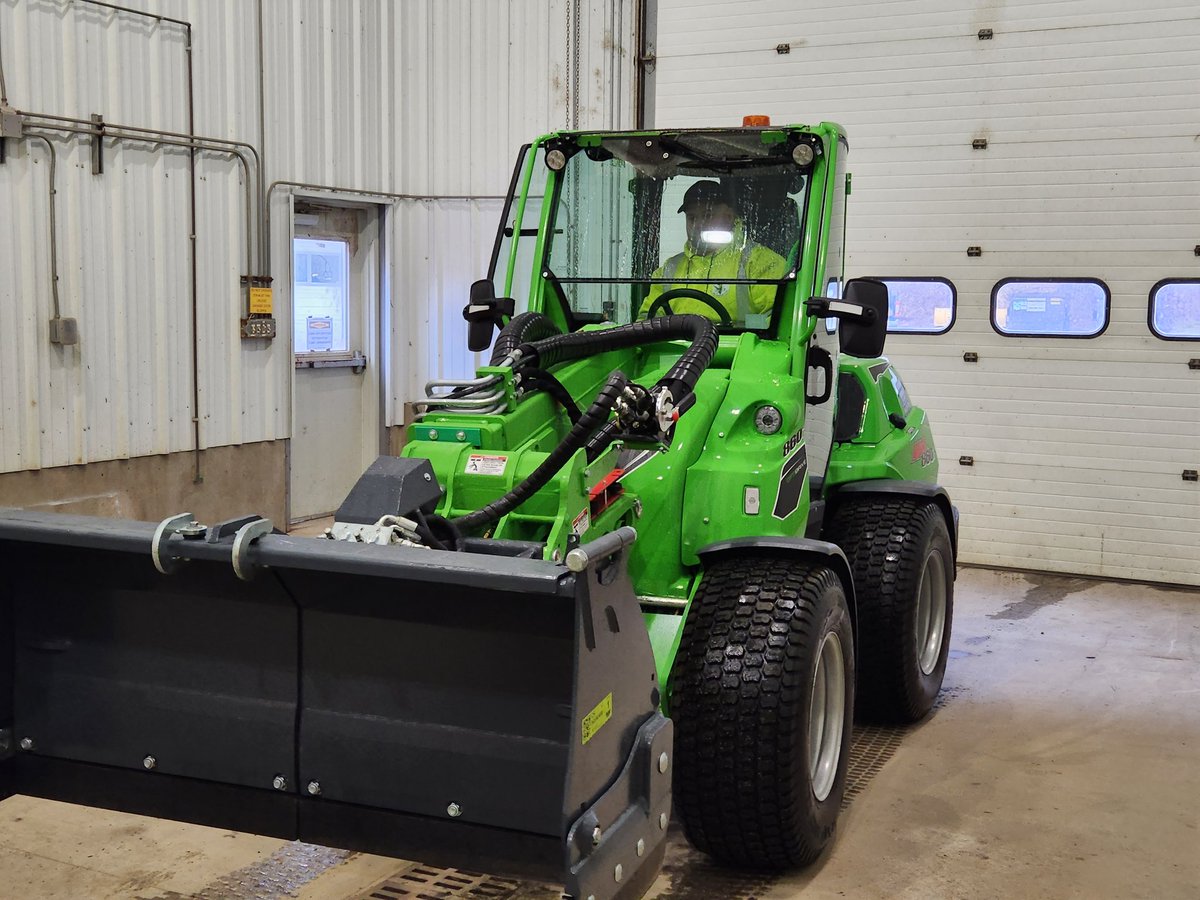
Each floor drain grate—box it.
[360,862,555,900]
[842,723,909,808]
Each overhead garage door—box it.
[650,0,1200,585]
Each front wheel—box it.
[669,555,855,868]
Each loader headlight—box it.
[546,148,568,171]
[792,143,815,167]
[755,405,783,435]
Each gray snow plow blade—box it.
[0,510,671,900]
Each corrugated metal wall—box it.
[650,0,1200,585]
[0,0,636,473]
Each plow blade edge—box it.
[0,510,671,900]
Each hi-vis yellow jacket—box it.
[638,222,788,322]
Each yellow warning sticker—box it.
[582,692,613,745]
[249,286,274,314]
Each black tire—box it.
[826,497,954,724]
[669,555,855,869]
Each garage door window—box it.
[991,278,1109,338]
[871,277,955,334]
[1149,280,1200,340]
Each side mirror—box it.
[462,279,515,353]
[838,278,889,358]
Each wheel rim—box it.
[808,631,846,803]
[915,549,948,676]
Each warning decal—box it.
[582,692,613,745]
[465,454,508,476]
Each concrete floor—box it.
[1,566,1198,899]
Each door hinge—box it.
[963,351,979,363]
[1188,359,1200,370]
[959,456,975,467]
[967,246,982,257]
[1184,470,1199,482]
[972,138,989,150]
[978,28,994,40]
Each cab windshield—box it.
[543,129,812,330]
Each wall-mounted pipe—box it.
[20,118,257,282]
[25,134,61,320]
[18,110,265,273]
[70,0,205,484]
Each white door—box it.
[651,0,1200,585]
[290,204,383,523]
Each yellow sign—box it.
[582,692,613,745]
[249,287,273,314]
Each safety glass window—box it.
[991,279,1109,338]
[544,130,811,330]
[1149,280,1200,340]
[869,278,956,334]
[293,238,350,354]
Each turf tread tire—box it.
[669,555,854,869]
[826,497,954,724]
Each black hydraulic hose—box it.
[453,371,630,532]
[519,314,717,403]
[523,368,582,424]
[490,311,562,365]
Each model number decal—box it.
[912,438,935,468]
[782,430,803,457]
[772,443,809,520]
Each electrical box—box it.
[49,317,79,345]
[0,106,23,139]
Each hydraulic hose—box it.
[519,314,717,404]
[490,311,562,365]
[453,371,630,532]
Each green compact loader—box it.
[0,122,957,900]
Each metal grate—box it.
[842,724,909,808]
[361,863,558,900]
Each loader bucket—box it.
[0,510,671,900]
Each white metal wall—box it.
[0,0,636,472]
[652,0,1200,584]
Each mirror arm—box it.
[805,296,877,323]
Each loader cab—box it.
[490,127,831,339]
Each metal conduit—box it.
[69,0,206,484]
[20,119,256,281]
[25,135,61,320]
[18,111,265,273]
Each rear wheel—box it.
[669,555,854,868]
[826,497,954,723]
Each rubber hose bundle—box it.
[519,314,717,404]
[490,311,562,365]
[452,371,630,532]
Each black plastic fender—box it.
[829,479,959,562]
[696,537,858,633]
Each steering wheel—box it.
[646,288,732,325]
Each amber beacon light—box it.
[742,114,771,126]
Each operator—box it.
[638,180,788,324]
